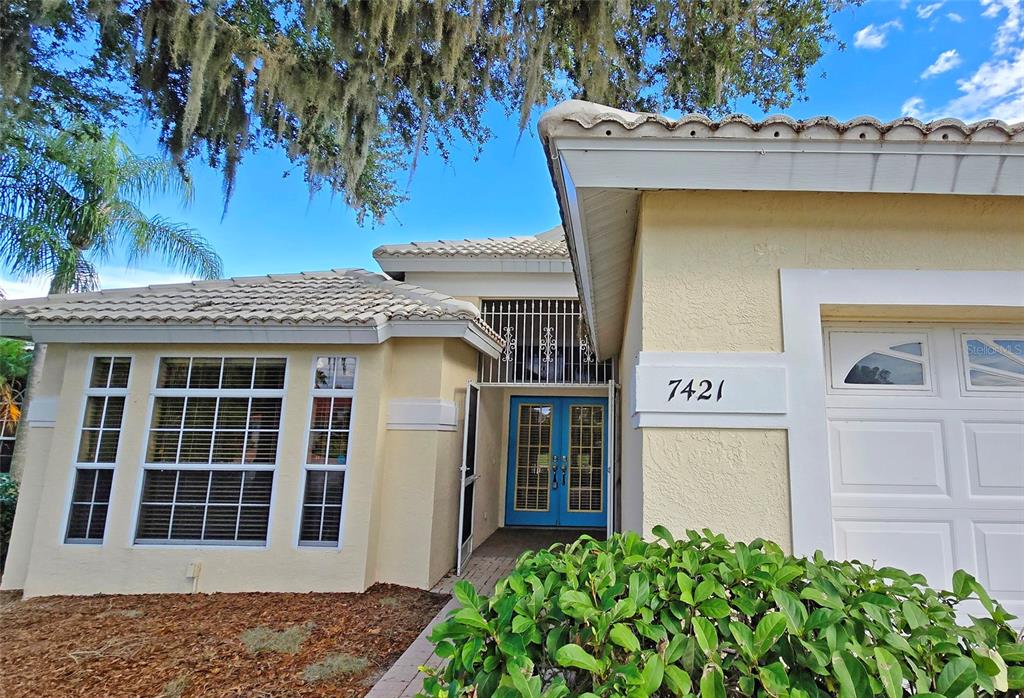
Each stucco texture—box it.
[631,189,1023,550]
[3,337,477,597]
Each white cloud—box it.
[982,0,1023,54]
[901,96,927,118]
[946,11,965,22]
[917,2,945,19]
[902,48,1024,123]
[854,20,904,49]
[900,0,1024,124]
[946,46,1024,121]
[0,268,197,299]
[921,49,963,78]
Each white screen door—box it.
[456,382,480,575]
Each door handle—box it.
[550,457,558,489]
[561,455,568,486]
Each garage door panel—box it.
[825,324,1023,619]
[830,420,948,495]
[834,519,955,589]
[964,422,1024,495]
[972,522,1024,599]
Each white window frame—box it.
[824,328,935,395]
[131,354,289,549]
[957,331,1024,394]
[61,354,132,546]
[297,355,358,549]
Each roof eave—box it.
[375,256,573,275]
[539,100,1024,361]
[7,318,502,356]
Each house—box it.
[1,102,1021,616]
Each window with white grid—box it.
[299,356,355,546]
[135,357,286,545]
[77,356,132,464]
[65,468,113,543]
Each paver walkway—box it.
[366,528,593,698]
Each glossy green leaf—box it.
[832,651,871,698]
[728,621,754,660]
[699,664,726,698]
[771,588,807,635]
[554,644,603,674]
[692,617,718,659]
[936,656,977,697]
[664,665,693,696]
[873,646,903,698]
[758,660,789,697]
[642,654,665,694]
[698,598,731,619]
[753,612,787,658]
[610,623,641,653]
[901,600,929,630]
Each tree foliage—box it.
[1,0,851,222]
[0,125,222,293]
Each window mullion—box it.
[174,396,187,464]
[200,470,212,540]
[209,397,221,464]
[319,472,328,541]
[169,469,180,541]
[234,471,245,541]
[86,469,98,539]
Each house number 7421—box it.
[667,378,725,402]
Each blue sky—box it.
[3,0,1021,297]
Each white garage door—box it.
[825,325,1024,619]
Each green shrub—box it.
[0,473,17,570]
[420,528,1024,697]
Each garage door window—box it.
[962,335,1024,391]
[827,331,931,391]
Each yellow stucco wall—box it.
[633,189,1024,549]
[2,337,479,597]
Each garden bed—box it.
[0,584,446,697]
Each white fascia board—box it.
[555,156,602,357]
[376,257,573,274]
[554,136,1024,196]
[387,319,502,358]
[18,319,502,356]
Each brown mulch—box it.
[0,584,448,697]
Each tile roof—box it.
[373,226,569,260]
[0,269,501,342]
[539,100,1024,143]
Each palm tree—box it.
[0,126,222,294]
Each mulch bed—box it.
[0,584,448,697]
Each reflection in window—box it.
[965,337,1024,389]
[966,340,1024,375]
[969,370,1024,387]
[889,342,923,356]
[845,353,925,385]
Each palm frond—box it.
[48,249,99,294]
[110,203,222,280]
[2,124,217,292]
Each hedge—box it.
[420,528,1023,697]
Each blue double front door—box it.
[504,396,608,529]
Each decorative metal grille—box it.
[479,299,615,384]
